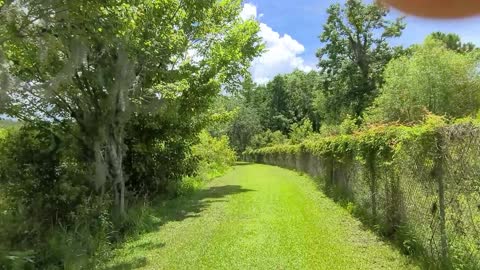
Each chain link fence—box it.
[246,123,480,269]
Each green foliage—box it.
[0,126,89,227]
[0,125,113,269]
[315,115,359,138]
[317,0,405,121]
[366,38,480,123]
[338,115,359,135]
[193,130,236,179]
[239,70,323,134]
[249,130,288,149]
[282,71,324,130]
[0,0,261,267]
[124,113,198,197]
[0,0,262,217]
[0,125,237,269]
[216,70,323,152]
[429,32,478,53]
[176,130,236,196]
[289,118,314,144]
[207,96,241,138]
[227,104,263,153]
[318,124,342,137]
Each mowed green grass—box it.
[105,164,418,270]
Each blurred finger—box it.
[379,0,480,18]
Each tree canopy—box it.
[317,0,405,122]
[429,32,477,53]
[0,0,262,214]
[365,37,480,123]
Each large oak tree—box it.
[0,0,262,215]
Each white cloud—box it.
[240,3,258,20]
[241,3,313,84]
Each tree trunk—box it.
[105,47,134,218]
[89,127,127,218]
[106,131,126,217]
[87,48,133,219]
[433,131,449,267]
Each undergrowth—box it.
[0,128,236,269]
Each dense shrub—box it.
[365,38,480,123]
[289,119,314,144]
[0,118,237,269]
[123,113,200,198]
[227,105,263,154]
[0,125,112,269]
[177,131,236,196]
[196,131,236,174]
[249,130,288,150]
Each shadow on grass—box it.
[104,185,255,269]
[234,161,252,166]
[140,185,255,230]
[147,185,253,229]
[129,241,166,251]
[104,256,148,270]
[309,174,423,268]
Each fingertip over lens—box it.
[379,0,480,18]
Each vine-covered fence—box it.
[244,117,480,269]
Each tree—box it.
[289,118,313,144]
[218,70,323,152]
[266,75,292,133]
[203,78,265,154]
[249,129,287,149]
[283,70,323,130]
[0,0,262,215]
[317,0,405,122]
[429,32,477,53]
[228,105,263,153]
[365,38,480,123]
[258,70,323,133]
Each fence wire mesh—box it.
[247,124,480,269]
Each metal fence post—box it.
[433,130,449,268]
[366,151,377,221]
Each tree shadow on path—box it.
[130,184,255,238]
[234,162,253,166]
[105,256,148,270]
[104,184,254,269]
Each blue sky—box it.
[241,0,480,83]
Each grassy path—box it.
[106,164,418,270]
